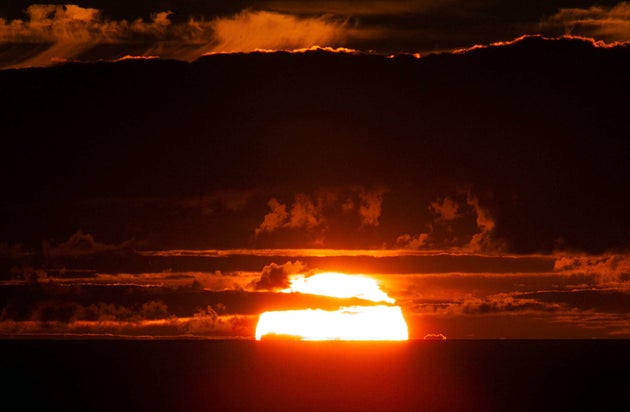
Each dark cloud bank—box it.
[1,35,630,254]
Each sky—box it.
[1,1,630,339]
[1,0,630,68]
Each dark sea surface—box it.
[2,339,629,411]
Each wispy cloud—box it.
[396,191,503,252]
[466,193,502,252]
[254,186,388,245]
[358,187,387,226]
[0,5,369,68]
[208,9,352,53]
[0,4,187,67]
[554,254,630,285]
[430,197,460,221]
[542,2,630,42]
[455,294,562,315]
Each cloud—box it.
[554,254,630,284]
[252,261,306,290]
[255,198,290,236]
[254,195,326,237]
[0,5,362,68]
[414,294,563,316]
[28,299,170,324]
[180,310,255,336]
[396,192,502,252]
[289,194,325,230]
[396,233,430,249]
[254,187,387,242]
[255,191,340,236]
[542,2,630,43]
[430,197,460,221]
[466,193,501,252]
[0,4,188,67]
[42,230,133,257]
[458,294,561,314]
[358,187,386,226]
[208,9,350,53]
[0,314,258,338]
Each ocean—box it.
[2,339,629,411]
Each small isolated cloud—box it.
[255,198,290,236]
[543,2,630,42]
[254,186,388,242]
[430,197,460,221]
[252,261,306,290]
[289,194,325,230]
[396,233,430,249]
[358,187,387,226]
[466,194,500,252]
[254,195,326,237]
[42,230,133,257]
[140,300,170,320]
[423,333,447,340]
[396,191,502,252]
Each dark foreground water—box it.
[2,339,629,411]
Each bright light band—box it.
[255,305,408,341]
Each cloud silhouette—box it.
[252,261,306,290]
[254,187,387,244]
[396,191,502,252]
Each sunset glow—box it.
[4,0,630,409]
[281,272,395,303]
[255,272,408,340]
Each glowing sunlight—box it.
[255,272,408,340]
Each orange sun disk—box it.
[255,272,409,341]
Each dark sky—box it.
[2,2,630,339]
[2,36,629,254]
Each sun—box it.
[255,272,408,341]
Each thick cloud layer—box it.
[2,36,629,254]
